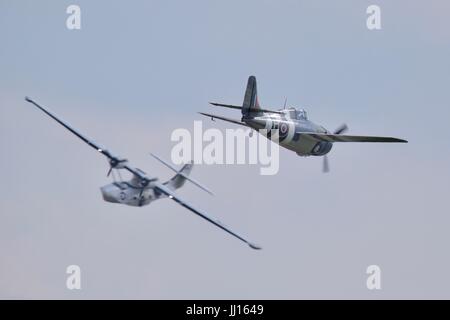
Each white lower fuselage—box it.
[100,181,166,207]
[244,114,333,157]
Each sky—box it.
[1,0,450,299]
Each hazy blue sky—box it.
[1,0,450,299]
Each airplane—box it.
[200,76,408,172]
[24,97,260,250]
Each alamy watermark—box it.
[366,265,381,290]
[171,121,280,175]
[66,265,81,290]
[366,5,381,30]
[66,5,81,30]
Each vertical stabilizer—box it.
[242,76,262,117]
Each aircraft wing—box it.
[25,97,152,181]
[198,112,248,127]
[154,182,261,250]
[298,132,408,143]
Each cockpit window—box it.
[297,109,307,120]
[283,107,308,120]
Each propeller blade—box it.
[107,167,112,177]
[334,124,348,135]
[323,155,330,173]
[322,124,346,173]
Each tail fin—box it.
[150,153,213,195]
[242,76,262,117]
[165,162,193,190]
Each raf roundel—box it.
[279,122,289,136]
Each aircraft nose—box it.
[100,185,120,203]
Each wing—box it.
[25,97,152,181]
[299,132,408,143]
[154,182,261,250]
[198,112,249,127]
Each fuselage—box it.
[100,180,166,207]
[243,108,333,157]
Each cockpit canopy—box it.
[283,107,308,120]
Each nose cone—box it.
[312,141,333,156]
[100,185,120,203]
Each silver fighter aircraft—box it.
[25,97,260,250]
[200,76,408,172]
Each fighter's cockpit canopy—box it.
[283,107,308,120]
[297,109,308,120]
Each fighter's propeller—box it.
[333,124,348,135]
[323,155,330,173]
[322,123,348,173]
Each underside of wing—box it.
[154,183,261,250]
[198,112,248,127]
[299,133,408,143]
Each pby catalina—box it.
[25,97,260,250]
[200,76,407,172]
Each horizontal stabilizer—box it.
[209,102,283,114]
[299,133,408,143]
[199,112,248,127]
[209,102,243,110]
[150,153,214,195]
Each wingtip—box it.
[25,96,32,103]
[248,243,262,250]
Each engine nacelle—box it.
[311,141,333,156]
[109,157,128,169]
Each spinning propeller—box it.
[322,123,348,173]
[106,156,128,177]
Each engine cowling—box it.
[311,141,333,156]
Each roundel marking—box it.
[279,122,289,135]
